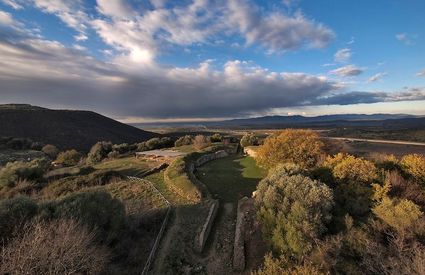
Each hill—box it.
[0,104,159,151]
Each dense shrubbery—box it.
[210,133,222,142]
[240,132,258,147]
[255,165,333,256]
[324,153,377,183]
[174,135,193,147]
[400,154,425,183]
[41,144,59,158]
[0,219,109,274]
[0,196,38,241]
[55,149,82,166]
[0,159,48,188]
[86,141,112,164]
[193,135,210,150]
[0,137,42,150]
[255,129,323,169]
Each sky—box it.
[0,0,424,122]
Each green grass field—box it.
[195,155,266,202]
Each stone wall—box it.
[233,197,253,271]
[194,199,219,253]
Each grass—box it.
[93,156,156,176]
[145,171,191,205]
[195,155,266,202]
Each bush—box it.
[255,167,333,256]
[210,133,222,142]
[240,133,258,147]
[0,219,109,274]
[174,135,193,147]
[253,254,324,275]
[112,143,130,154]
[400,154,425,183]
[324,153,377,184]
[0,196,38,241]
[55,149,82,166]
[193,135,210,150]
[42,144,59,158]
[146,138,160,150]
[0,159,47,188]
[86,141,112,164]
[49,191,126,241]
[107,150,120,159]
[255,129,324,169]
[137,141,149,151]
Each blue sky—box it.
[0,0,424,121]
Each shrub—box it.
[400,154,425,183]
[193,135,210,150]
[146,138,160,150]
[210,133,222,142]
[112,143,130,154]
[0,160,47,188]
[42,144,59,158]
[253,253,324,275]
[0,196,38,241]
[107,150,120,159]
[335,182,373,219]
[86,141,112,164]
[240,132,258,147]
[324,153,377,184]
[255,167,333,256]
[160,137,174,148]
[137,141,149,151]
[373,197,423,234]
[55,149,82,166]
[0,219,109,274]
[174,135,193,147]
[50,191,126,241]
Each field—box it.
[195,155,266,202]
[93,156,160,176]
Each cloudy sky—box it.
[0,0,424,122]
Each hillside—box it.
[0,104,159,151]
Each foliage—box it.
[193,135,210,150]
[86,141,112,164]
[137,141,149,151]
[334,182,373,219]
[0,196,38,241]
[0,159,47,188]
[41,144,59,158]
[253,254,324,275]
[324,153,377,183]
[210,133,222,142]
[400,154,425,183]
[55,149,82,166]
[240,132,258,147]
[174,135,193,147]
[373,197,423,233]
[145,137,173,150]
[255,167,333,256]
[255,129,324,169]
[112,143,130,154]
[0,219,109,275]
[43,191,126,242]
[164,157,200,202]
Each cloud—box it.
[74,33,88,41]
[395,33,415,45]
[368,72,387,82]
[226,0,334,51]
[416,69,425,77]
[334,48,351,63]
[0,10,13,25]
[330,65,363,77]
[0,0,23,9]
[96,0,134,18]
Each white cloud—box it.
[0,0,23,9]
[395,33,415,46]
[0,10,13,25]
[96,0,134,18]
[74,33,88,41]
[368,72,387,82]
[330,65,364,77]
[416,69,425,77]
[334,48,351,63]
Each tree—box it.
[255,166,333,256]
[146,138,160,150]
[255,129,324,169]
[174,135,193,147]
[0,159,47,188]
[86,141,112,164]
[240,133,258,147]
[210,133,222,143]
[193,135,210,150]
[55,149,82,166]
[253,254,324,275]
[324,153,377,184]
[400,154,425,183]
[42,144,59,159]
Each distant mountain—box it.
[0,104,159,151]
[214,114,418,127]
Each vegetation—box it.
[240,132,259,147]
[0,159,47,188]
[255,129,324,169]
[255,166,333,256]
[164,157,200,202]
[193,134,211,150]
[324,153,377,183]
[55,149,82,166]
[0,219,109,275]
[86,141,112,164]
[42,144,59,158]
[174,135,193,147]
[400,153,425,183]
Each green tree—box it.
[255,129,323,169]
[86,141,112,164]
[174,135,193,147]
[55,149,82,166]
[255,166,333,256]
[240,132,258,147]
[324,153,377,184]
